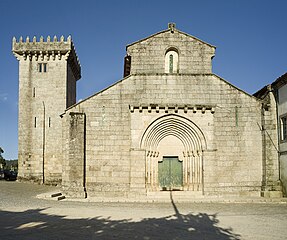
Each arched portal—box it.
[140,114,206,191]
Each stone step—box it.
[57,195,66,201]
[261,181,283,198]
[50,192,66,200]
[261,191,283,198]
[146,191,204,201]
[51,192,62,198]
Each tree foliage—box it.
[5,160,18,171]
[0,147,6,168]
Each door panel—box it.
[158,157,182,190]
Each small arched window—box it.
[165,48,179,73]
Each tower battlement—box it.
[12,35,81,80]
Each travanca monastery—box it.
[12,23,287,201]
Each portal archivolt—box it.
[140,114,206,191]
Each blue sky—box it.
[0,0,287,159]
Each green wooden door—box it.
[158,157,183,190]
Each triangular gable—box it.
[126,24,216,50]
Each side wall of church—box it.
[63,74,263,198]
[254,87,282,197]
[278,84,287,196]
[262,92,280,191]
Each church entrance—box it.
[141,115,206,192]
[158,156,183,190]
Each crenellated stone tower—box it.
[12,36,81,184]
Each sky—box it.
[0,0,287,159]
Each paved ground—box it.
[0,181,287,240]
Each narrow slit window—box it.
[169,54,173,73]
[34,117,37,128]
[38,63,42,72]
[43,63,47,72]
[33,87,35,97]
[48,117,51,127]
[235,106,238,127]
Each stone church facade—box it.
[13,23,284,200]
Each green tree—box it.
[6,159,18,171]
[0,147,6,169]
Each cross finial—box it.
[168,23,176,33]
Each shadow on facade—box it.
[0,201,241,240]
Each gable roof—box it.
[126,23,216,50]
[254,72,287,99]
[272,72,287,89]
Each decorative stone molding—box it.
[147,150,159,158]
[129,104,216,114]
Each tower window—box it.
[34,117,37,128]
[38,63,47,72]
[43,63,47,72]
[165,48,179,73]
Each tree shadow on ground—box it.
[0,193,241,240]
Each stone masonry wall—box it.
[64,73,263,197]
[255,88,281,197]
[13,36,81,184]
[262,92,280,188]
[62,112,86,198]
